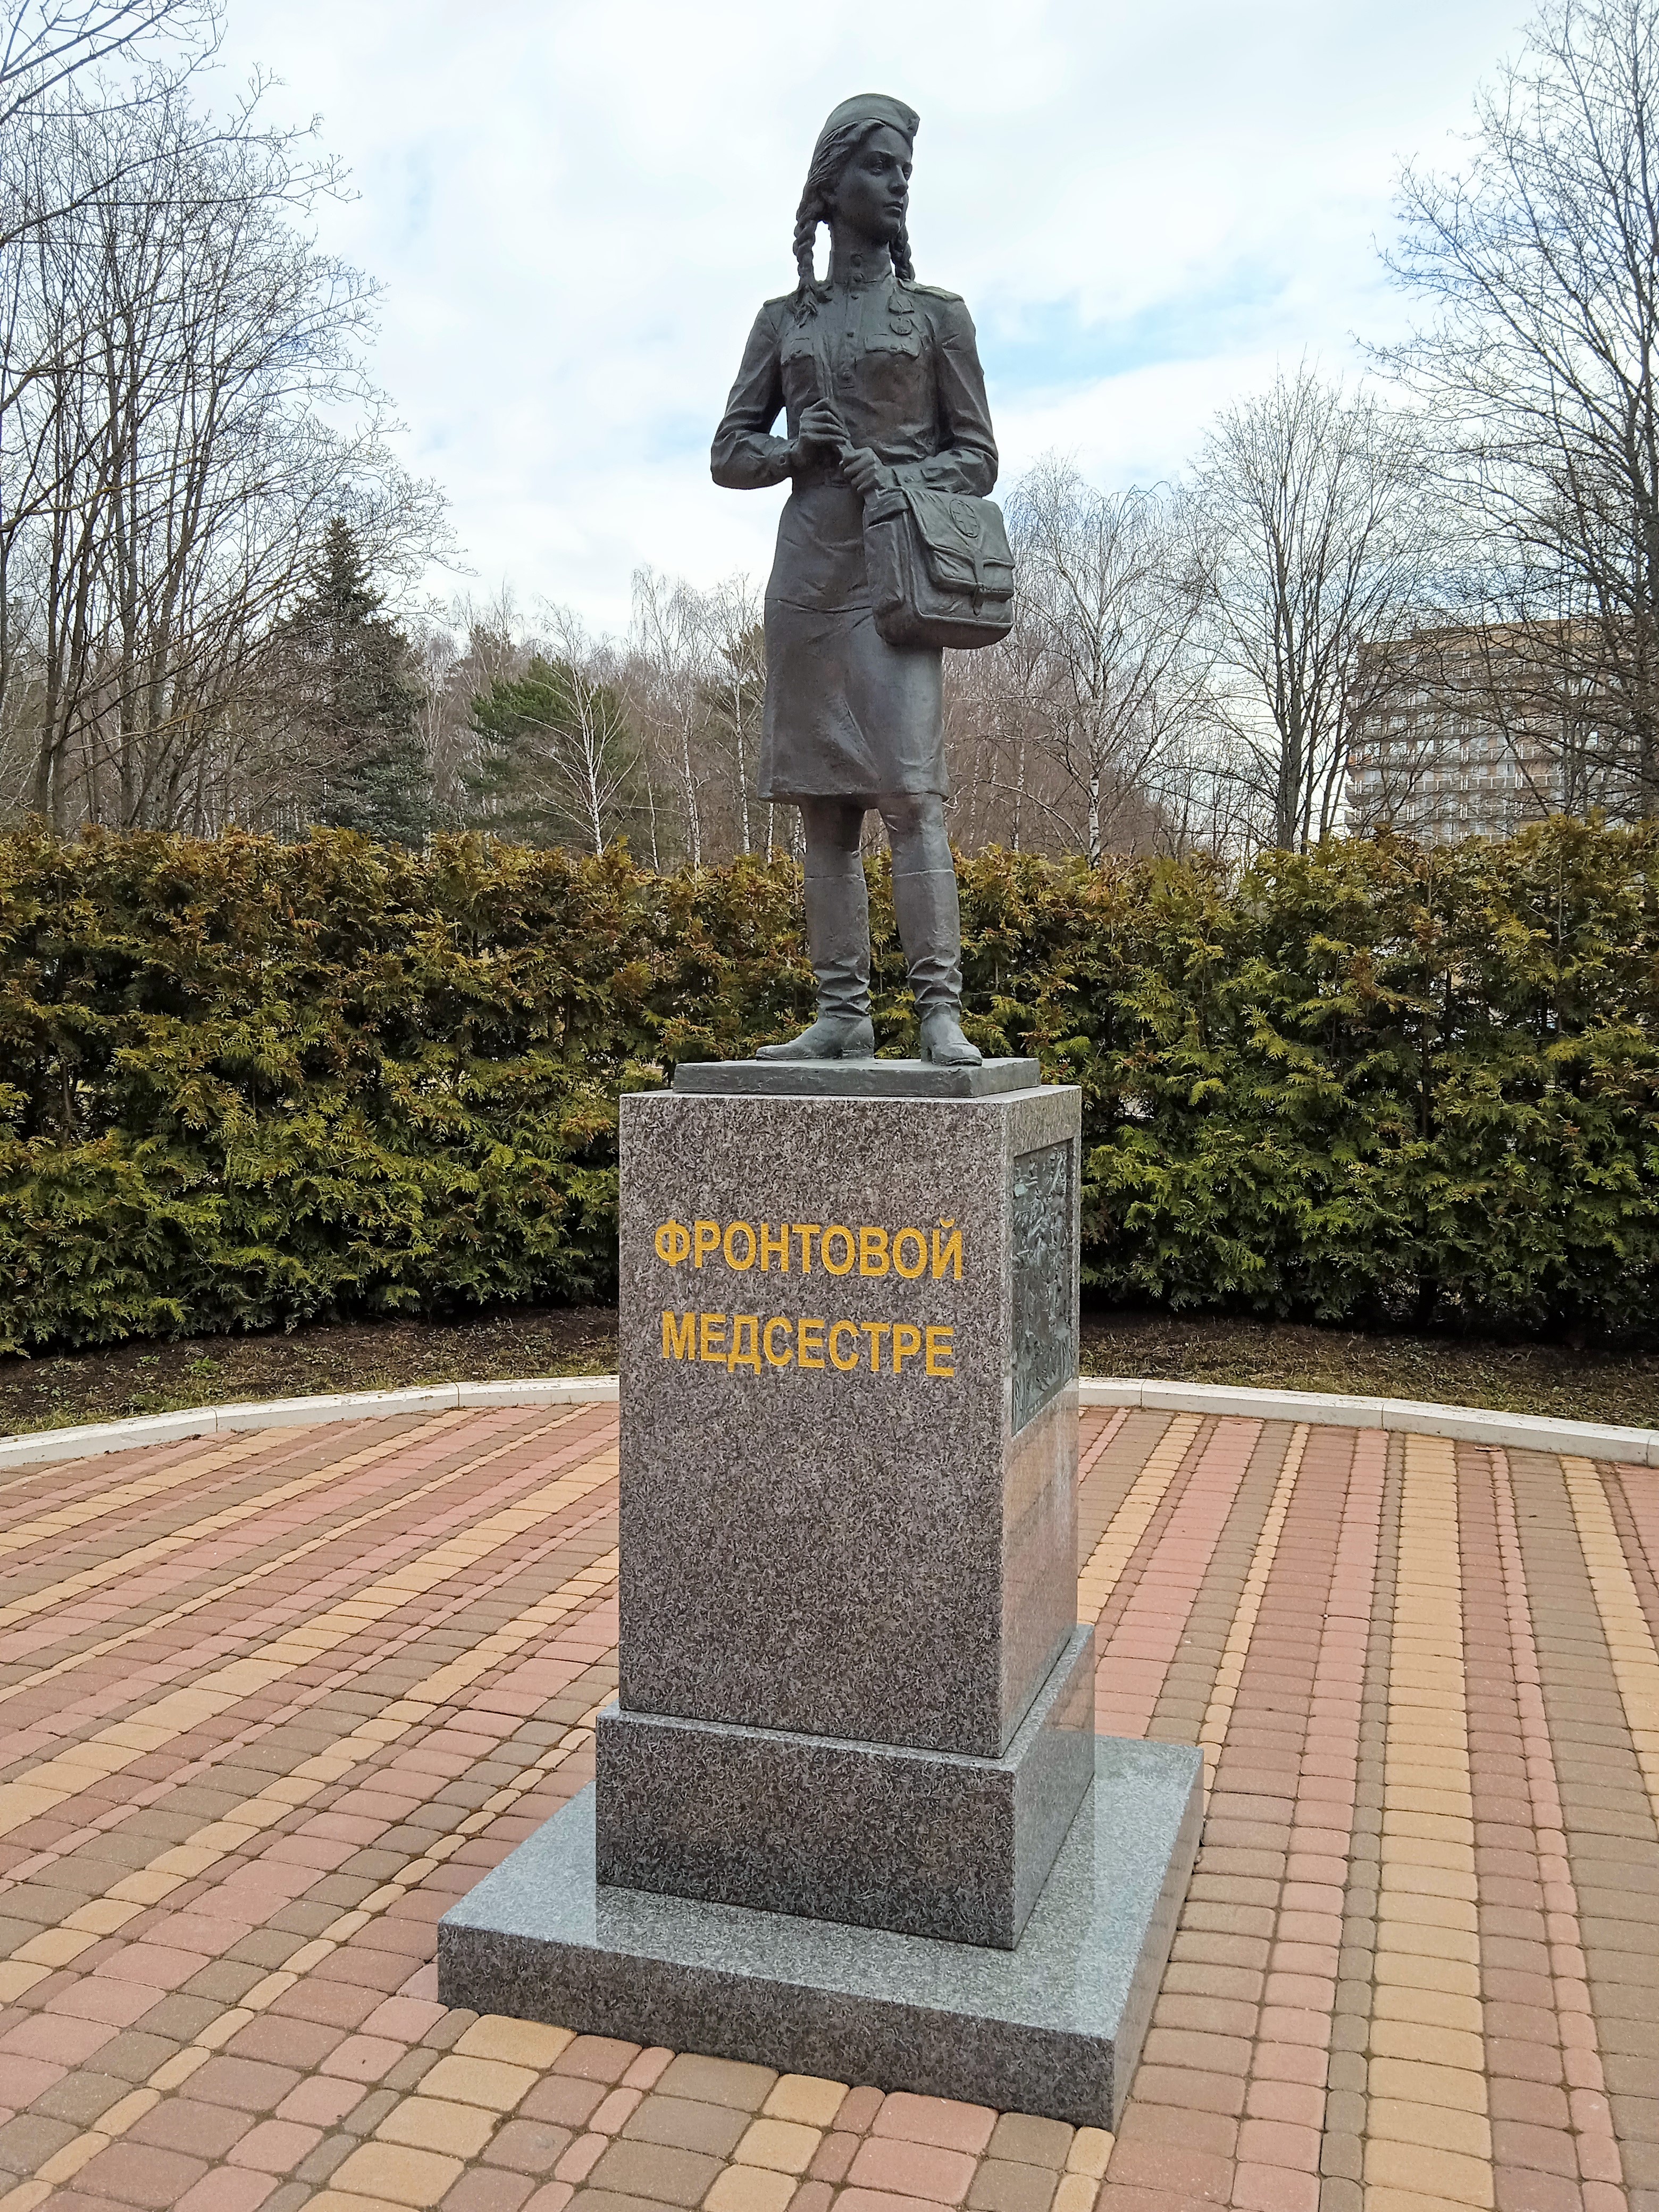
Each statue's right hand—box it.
[792,400,847,466]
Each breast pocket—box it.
[859,332,929,424]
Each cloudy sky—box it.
[216,0,1530,633]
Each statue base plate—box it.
[671,1056,1041,1099]
[438,1737,1202,2129]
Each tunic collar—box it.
[834,246,894,292]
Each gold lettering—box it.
[763,1316,794,1367]
[723,1221,757,1271]
[797,1317,826,1369]
[821,1225,855,1276]
[662,1310,695,1359]
[892,1227,927,1278]
[760,1222,789,1272]
[828,1320,860,1371]
[793,1223,822,1273]
[693,1220,721,1268]
[727,1316,761,1373]
[860,1320,892,1372]
[892,1322,923,1373]
[925,1325,955,1377]
[699,1311,727,1362]
[859,1226,890,1276]
[932,1221,963,1280]
[655,1220,691,1266]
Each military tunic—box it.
[710,257,999,800]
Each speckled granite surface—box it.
[594,1625,1096,1948]
[616,1084,1082,1758]
[671,1055,1042,1099]
[439,1736,1204,2128]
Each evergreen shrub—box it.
[2,818,1655,1351]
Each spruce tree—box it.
[270,520,430,845]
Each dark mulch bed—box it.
[0,1307,621,1438]
[1,1304,1655,1439]
[1078,1311,1659,1432]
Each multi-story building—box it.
[1344,625,1621,841]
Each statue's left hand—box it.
[841,446,895,498]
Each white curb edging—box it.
[1076,1378,1659,1465]
[0,1376,618,1471]
[0,1371,1652,1472]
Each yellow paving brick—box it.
[374,2097,497,2157]
[455,2016,575,2068]
[1366,2136,1495,2207]
[1376,1893,1479,1937]
[1367,2193,1491,2212]
[732,2117,820,2173]
[1381,1813,1476,1845]
[1371,1952,1481,1998]
[1068,2127,1115,2177]
[1385,1789,1482,1819]
[1368,2097,1492,2160]
[702,2166,797,2212]
[1054,2175,1104,2211]
[1367,2058,1488,2114]
[14,1927,97,1966]
[308,2193,414,2212]
[330,2142,465,2207]
[1371,1986,1486,2034]
[760,2074,847,2127]
[62,1898,141,1936]
[1379,1863,1480,1904]
[1370,2021,1486,2072]
[1373,1923,1481,1967]
[415,2054,537,2110]
[149,2050,209,2091]
[1379,1836,1479,1872]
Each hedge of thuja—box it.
[2,818,1656,1353]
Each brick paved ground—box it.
[0,1403,1654,2212]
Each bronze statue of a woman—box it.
[711,93,998,1068]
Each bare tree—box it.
[1191,365,1436,851]
[1006,459,1209,862]
[0,0,219,133]
[627,566,712,867]
[1381,0,1659,817]
[0,83,445,830]
[701,576,764,853]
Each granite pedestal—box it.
[440,1737,1202,2129]
[440,1058,1201,2124]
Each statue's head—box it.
[793,94,919,301]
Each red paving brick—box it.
[0,1402,1655,2211]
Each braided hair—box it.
[791,119,915,317]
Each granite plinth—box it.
[618,1085,1082,1758]
[438,1736,1203,2129]
[672,1057,1041,1099]
[596,1626,1095,1949]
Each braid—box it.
[892,216,914,284]
[791,197,825,311]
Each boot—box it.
[891,866,982,1067]
[756,869,875,1060]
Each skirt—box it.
[756,485,945,802]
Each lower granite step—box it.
[438,1735,1203,2129]
[596,1624,1096,1949]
